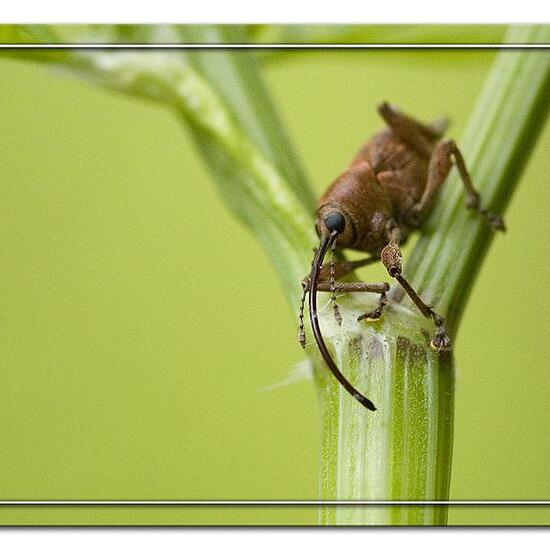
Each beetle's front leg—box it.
[314,281,390,324]
[299,279,389,347]
[298,256,383,347]
[381,227,452,353]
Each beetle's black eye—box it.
[324,212,346,234]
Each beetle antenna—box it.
[297,252,318,348]
[329,238,342,325]
[297,284,307,348]
[308,232,376,411]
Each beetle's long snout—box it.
[307,231,377,412]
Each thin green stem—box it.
[175,25,316,211]
[406,25,550,335]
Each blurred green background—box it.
[1,46,550,525]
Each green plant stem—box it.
[317,24,550,525]
[156,57,316,298]
[406,25,550,334]
[175,25,315,211]
[315,300,454,525]
[256,24,507,63]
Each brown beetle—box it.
[298,103,505,411]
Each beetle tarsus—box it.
[358,290,388,323]
[430,326,453,353]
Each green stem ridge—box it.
[2,24,549,526]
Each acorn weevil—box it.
[298,103,505,411]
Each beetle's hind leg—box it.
[412,138,505,231]
[378,102,447,157]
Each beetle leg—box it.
[357,290,388,323]
[298,256,383,347]
[412,138,505,231]
[381,227,452,353]
[301,256,379,292]
[315,281,390,325]
[311,256,379,283]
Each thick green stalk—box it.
[315,299,453,525]
[317,25,550,525]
